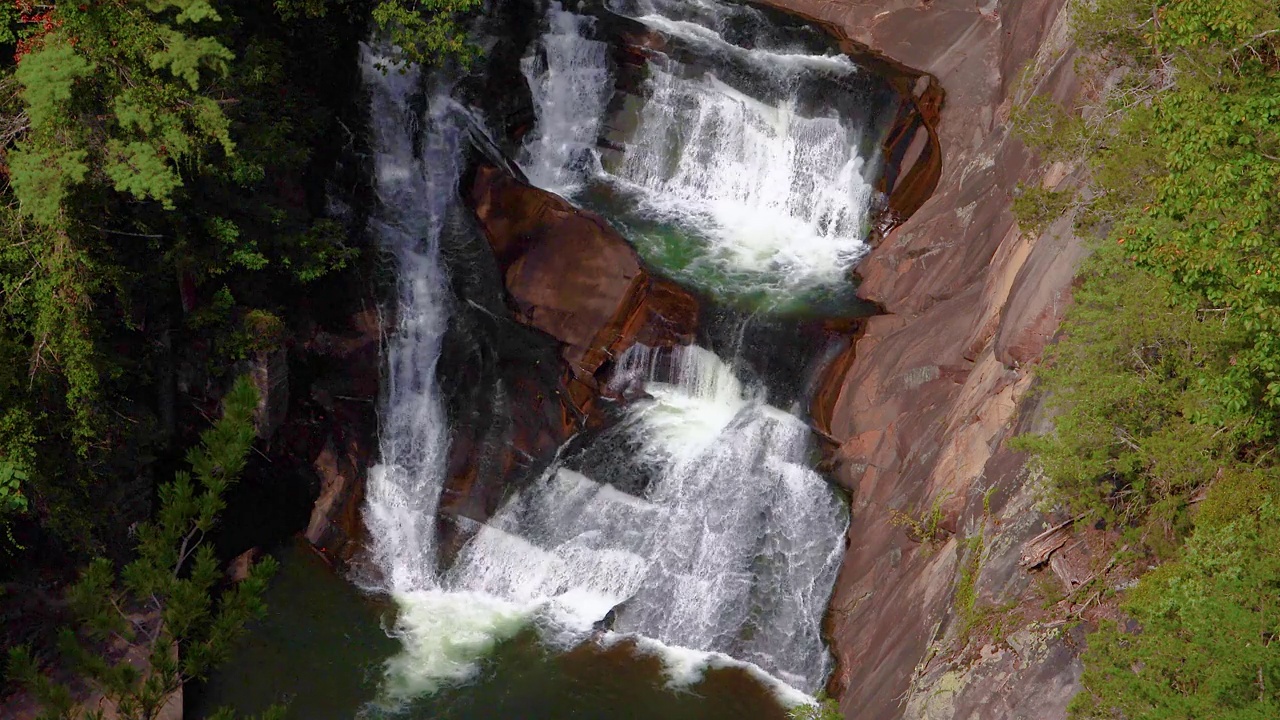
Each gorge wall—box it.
[749,0,1093,717]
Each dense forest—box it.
[0,0,1277,716]
[1013,0,1280,717]
[0,0,473,716]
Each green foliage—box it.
[889,491,951,547]
[0,0,374,552]
[1012,248,1251,550]
[280,218,358,283]
[1011,95,1089,164]
[0,457,29,514]
[789,696,842,720]
[372,0,482,68]
[1016,0,1280,427]
[1011,182,1073,237]
[240,309,287,356]
[954,532,985,630]
[1069,492,1280,719]
[7,145,89,225]
[1014,0,1280,715]
[11,0,237,217]
[7,376,282,720]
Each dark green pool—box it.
[193,542,796,720]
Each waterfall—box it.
[361,46,455,595]
[519,0,884,302]
[358,1,850,707]
[600,345,846,688]
[359,46,546,706]
[518,3,612,195]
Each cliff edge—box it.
[752,0,1092,717]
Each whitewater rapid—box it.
[357,0,857,708]
[519,0,882,303]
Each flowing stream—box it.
[200,1,890,715]
[358,23,850,710]
[520,0,895,310]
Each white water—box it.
[359,10,847,708]
[519,4,612,195]
[519,0,879,297]
[359,47,531,705]
[601,346,846,688]
[361,46,455,595]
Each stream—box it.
[196,0,898,716]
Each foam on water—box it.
[605,633,813,709]
[359,1,849,702]
[611,344,757,459]
[613,66,872,291]
[519,0,879,303]
[631,13,858,73]
[592,345,847,689]
[379,590,531,706]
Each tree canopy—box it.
[1013,0,1280,715]
[0,0,479,553]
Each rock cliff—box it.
[747,0,1091,717]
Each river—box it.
[196,0,897,716]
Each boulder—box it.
[469,163,698,408]
[226,547,263,583]
[422,162,699,560]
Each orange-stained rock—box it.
[226,547,263,583]
[290,308,382,568]
[430,162,699,552]
[470,163,698,396]
[304,436,368,564]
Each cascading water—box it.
[519,0,894,307]
[598,345,846,688]
[358,0,852,710]
[438,344,846,691]
[361,47,453,595]
[518,5,612,195]
[359,48,532,704]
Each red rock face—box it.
[753,0,1088,717]
[471,164,698,401]
[426,164,699,548]
[296,308,382,568]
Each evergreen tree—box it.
[7,376,281,720]
[1013,0,1280,715]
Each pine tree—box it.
[7,376,282,720]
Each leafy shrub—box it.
[1070,489,1280,719]
[1013,246,1251,551]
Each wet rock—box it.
[303,436,368,564]
[469,162,698,396]
[422,160,699,561]
[285,308,381,567]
